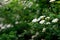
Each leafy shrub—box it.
[0,0,60,40]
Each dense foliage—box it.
[0,0,60,40]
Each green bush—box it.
[0,0,60,40]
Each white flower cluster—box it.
[26,1,33,8]
[49,0,55,2]
[32,15,59,24]
[39,20,45,24]
[0,23,13,31]
[37,15,45,21]
[19,0,26,5]
[0,0,12,7]
[15,21,19,24]
[32,18,38,22]
[0,0,12,5]
[52,18,59,23]
[32,15,50,24]
[19,0,33,9]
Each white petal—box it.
[45,17,50,20]
[39,20,45,24]
[49,0,55,2]
[52,18,59,23]
[15,21,19,24]
[1,27,5,29]
[32,18,38,22]
[46,22,51,24]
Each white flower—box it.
[1,27,5,29]
[46,22,51,24]
[37,16,45,21]
[37,18,41,21]
[18,35,22,37]
[2,0,12,5]
[23,1,26,3]
[39,20,45,24]
[42,28,46,32]
[45,17,50,20]
[0,5,2,7]
[21,1,26,5]
[6,24,11,28]
[15,21,19,24]
[32,35,36,39]
[52,18,59,23]
[32,18,38,22]
[27,2,33,8]
[39,15,45,19]
[49,0,55,2]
